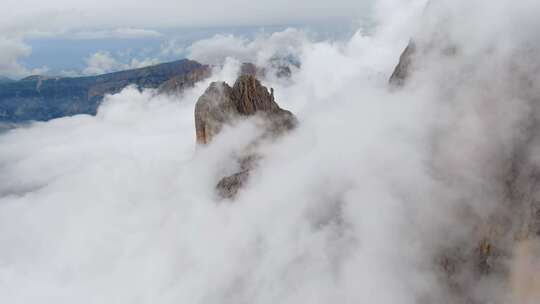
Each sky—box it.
[1,0,374,78]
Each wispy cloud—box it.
[82,51,161,75]
[0,37,48,78]
[187,29,308,66]
[69,28,163,40]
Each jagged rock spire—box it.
[194,74,297,199]
[194,75,296,145]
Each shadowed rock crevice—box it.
[195,75,296,145]
[194,82,236,145]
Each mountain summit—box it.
[195,75,297,199]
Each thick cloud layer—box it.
[81,51,161,76]
[187,29,308,67]
[1,0,372,77]
[2,0,372,33]
[0,38,49,78]
[2,0,540,303]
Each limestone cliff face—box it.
[194,75,296,199]
[194,82,236,145]
[195,75,296,145]
[158,65,211,96]
[389,41,416,86]
[388,2,540,303]
[231,75,279,114]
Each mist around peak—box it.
[1,1,540,303]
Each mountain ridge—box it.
[0,59,208,122]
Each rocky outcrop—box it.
[195,75,296,145]
[388,3,540,303]
[194,75,296,199]
[157,65,211,95]
[389,40,416,86]
[231,75,281,114]
[238,56,301,80]
[215,155,259,199]
[389,38,457,87]
[194,82,236,145]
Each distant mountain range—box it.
[0,59,208,122]
[0,77,14,84]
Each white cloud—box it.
[69,28,163,40]
[128,57,161,69]
[160,39,185,57]
[82,51,120,75]
[0,39,432,302]
[0,0,373,78]
[0,38,48,78]
[3,0,540,303]
[187,28,308,66]
[82,51,161,76]
[1,0,373,34]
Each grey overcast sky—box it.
[1,0,374,78]
[3,0,373,35]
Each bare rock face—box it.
[194,75,297,199]
[231,75,279,114]
[194,82,236,145]
[388,2,540,303]
[216,171,250,199]
[158,65,211,95]
[389,38,457,87]
[215,155,259,199]
[195,75,296,145]
[389,40,416,86]
[388,0,458,87]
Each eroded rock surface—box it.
[194,75,296,199]
[194,82,235,145]
[158,65,211,95]
[195,75,296,145]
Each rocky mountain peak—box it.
[194,75,297,199]
[195,75,296,145]
[231,75,278,115]
[194,81,235,145]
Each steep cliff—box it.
[389,2,540,303]
[194,75,297,199]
